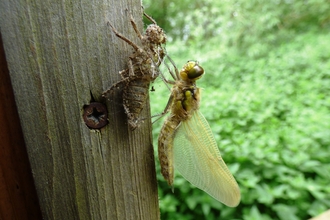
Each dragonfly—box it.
[103,11,167,130]
[157,58,240,207]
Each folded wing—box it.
[173,111,240,207]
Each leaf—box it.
[272,204,300,220]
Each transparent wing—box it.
[173,111,240,207]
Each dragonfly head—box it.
[145,24,167,44]
[180,61,204,81]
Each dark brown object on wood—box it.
[83,102,108,129]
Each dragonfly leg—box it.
[152,94,174,123]
[143,11,157,25]
[127,59,135,77]
[102,79,126,97]
[107,21,141,51]
[165,55,180,80]
[129,13,144,41]
[119,68,129,79]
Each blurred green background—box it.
[144,0,330,219]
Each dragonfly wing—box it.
[173,111,240,207]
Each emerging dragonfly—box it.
[158,58,240,207]
[103,11,166,130]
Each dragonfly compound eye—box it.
[180,61,204,81]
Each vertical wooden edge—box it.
[0,33,43,219]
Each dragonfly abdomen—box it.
[123,78,150,129]
[158,115,181,186]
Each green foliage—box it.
[146,0,330,219]
[144,0,330,56]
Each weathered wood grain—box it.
[0,0,160,219]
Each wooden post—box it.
[0,0,160,219]
[0,34,43,220]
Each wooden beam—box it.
[0,0,160,219]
